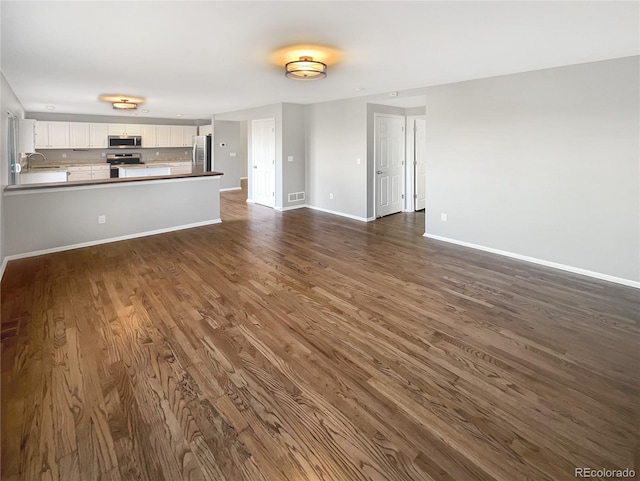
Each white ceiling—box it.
[2,1,638,120]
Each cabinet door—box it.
[35,121,49,149]
[91,166,110,180]
[19,119,36,153]
[68,172,92,182]
[69,122,90,148]
[90,124,109,148]
[108,124,127,136]
[125,124,141,136]
[157,126,171,147]
[141,125,157,147]
[199,124,213,136]
[183,126,197,147]
[170,126,184,147]
[48,122,70,148]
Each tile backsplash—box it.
[38,148,191,163]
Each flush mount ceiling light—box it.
[285,56,327,80]
[99,94,145,111]
[112,99,137,110]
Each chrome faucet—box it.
[26,152,47,169]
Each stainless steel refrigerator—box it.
[192,134,212,173]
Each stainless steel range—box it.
[106,153,144,178]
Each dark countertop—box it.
[5,171,223,192]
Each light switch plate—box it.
[287,156,294,162]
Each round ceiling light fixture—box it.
[285,56,327,80]
[112,99,137,110]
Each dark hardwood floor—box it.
[2,183,638,481]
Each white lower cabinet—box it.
[67,164,111,181]
[169,162,192,175]
[91,164,110,180]
[67,165,92,182]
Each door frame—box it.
[250,117,276,208]
[372,113,406,219]
[405,115,427,211]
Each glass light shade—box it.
[285,56,327,80]
[113,100,137,110]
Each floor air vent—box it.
[288,192,306,202]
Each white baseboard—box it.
[0,257,8,282]
[3,219,222,265]
[423,233,640,289]
[275,204,307,212]
[220,187,242,192]
[246,199,255,204]
[306,205,372,222]
[240,177,248,180]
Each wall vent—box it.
[288,192,306,202]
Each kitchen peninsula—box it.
[3,169,223,261]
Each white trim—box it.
[306,205,372,222]
[275,204,307,212]
[4,219,222,263]
[246,198,255,204]
[5,175,219,196]
[0,257,8,282]
[423,233,640,289]
[220,187,241,192]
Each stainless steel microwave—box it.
[108,135,142,148]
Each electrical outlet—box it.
[156,151,159,156]
[101,153,106,157]
[287,156,294,162]
[357,158,361,165]
[98,215,106,224]
[230,152,236,157]
[441,213,448,222]
[184,151,188,155]
[329,193,334,200]
[62,154,67,158]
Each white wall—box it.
[1,72,26,273]
[306,97,368,219]
[424,56,639,284]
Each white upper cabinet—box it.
[184,126,197,146]
[68,122,109,148]
[170,125,197,147]
[199,124,213,136]
[107,124,141,136]
[90,124,109,148]
[157,125,171,147]
[32,120,196,149]
[69,122,90,148]
[18,119,36,153]
[141,125,158,147]
[35,121,70,149]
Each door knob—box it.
[376,170,383,174]
[253,165,258,169]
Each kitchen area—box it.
[15,119,214,185]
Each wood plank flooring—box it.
[2,184,638,481]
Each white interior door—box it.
[375,114,405,217]
[414,118,427,211]
[252,118,275,208]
